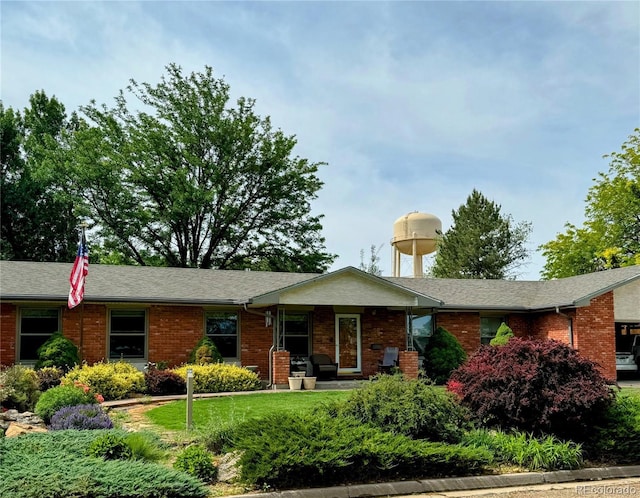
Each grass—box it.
[145,390,351,430]
[619,387,640,400]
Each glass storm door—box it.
[335,314,361,374]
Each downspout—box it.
[555,306,574,348]
[243,303,275,388]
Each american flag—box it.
[68,234,89,309]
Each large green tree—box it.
[540,129,640,279]
[432,189,532,279]
[51,64,335,271]
[1,92,80,261]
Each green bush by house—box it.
[35,332,79,370]
[489,322,514,347]
[422,326,467,384]
[63,361,145,401]
[336,374,472,442]
[172,363,261,393]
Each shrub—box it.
[124,431,167,462]
[584,394,640,464]
[422,326,467,384]
[489,322,514,347]
[49,404,113,430]
[0,430,208,498]
[173,363,261,393]
[35,366,64,391]
[87,432,133,460]
[35,332,79,370]
[145,368,186,395]
[63,361,145,401]
[336,374,472,442]
[35,384,97,423]
[224,412,491,489]
[174,445,218,483]
[449,338,614,439]
[189,336,223,364]
[462,429,583,470]
[0,365,40,412]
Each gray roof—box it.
[1,260,638,311]
[0,261,316,305]
[385,264,640,310]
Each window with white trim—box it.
[19,308,60,361]
[109,310,147,359]
[206,312,239,359]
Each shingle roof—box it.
[1,260,638,310]
[0,261,317,304]
[385,265,640,310]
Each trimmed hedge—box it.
[0,365,40,412]
[172,364,261,393]
[0,430,208,498]
[63,361,145,401]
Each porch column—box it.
[398,350,419,379]
[272,350,291,386]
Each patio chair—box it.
[310,353,338,379]
[378,346,399,373]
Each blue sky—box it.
[2,1,638,279]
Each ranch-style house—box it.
[1,261,638,384]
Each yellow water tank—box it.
[392,212,441,255]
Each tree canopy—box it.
[540,129,640,279]
[431,189,531,279]
[6,65,335,272]
[1,92,80,261]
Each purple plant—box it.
[49,403,113,430]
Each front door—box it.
[335,314,361,374]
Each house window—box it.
[280,312,310,357]
[109,310,146,359]
[411,314,434,356]
[19,308,60,361]
[206,312,239,359]
[480,316,505,345]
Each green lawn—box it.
[145,390,351,430]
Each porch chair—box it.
[310,354,338,380]
[378,346,399,373]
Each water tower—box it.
[391,212,442,278]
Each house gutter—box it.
[555,306,574,348]
[243,303,275,388]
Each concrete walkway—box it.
[230,467,640,498]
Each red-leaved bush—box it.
[449,338,615,440]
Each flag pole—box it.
[79,222,88,362]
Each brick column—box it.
[272,350,290,385]
[398,350,419,379]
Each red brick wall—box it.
[436,312,480,353]
[574,292,616,380]
[62,304,108,364]
[0,303,16,366]
[399,350,419,378]
[506,314,532,338]
[240,308,277,379]
[532,312,575,344]
[148,305,203,367]
[272,350,290,384]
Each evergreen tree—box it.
[432,189,531,279]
